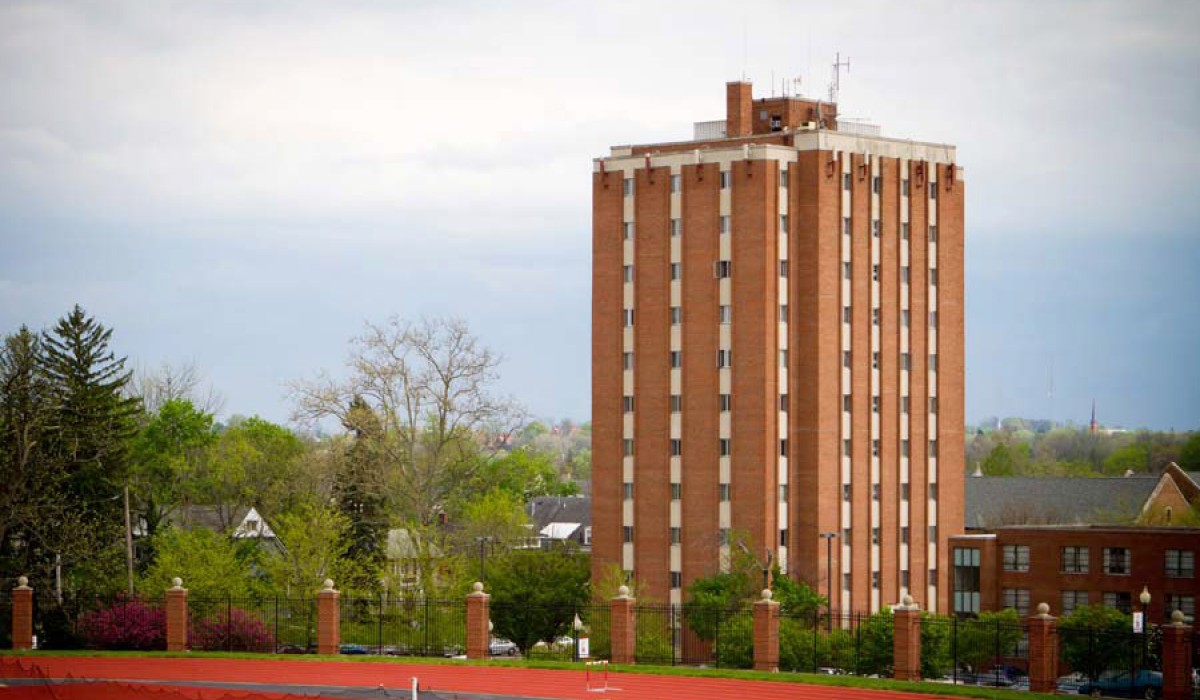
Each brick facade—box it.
[892,603,922,681]
[1161,616,1194,700]
[948,526,1200,620]
[593,82,964,614]
[1026,607,1058,693]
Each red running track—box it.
[1,656,956,700]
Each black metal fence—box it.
[8,592,1197,697]
[338,596,465,657]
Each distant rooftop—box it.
[965,476,1160,528]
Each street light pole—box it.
[474,536,494,583]
[1139,586,1151,671]
[819,532,838,632]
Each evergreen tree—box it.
[333,395,388,589]
[38,305,141,589]
[0,327,61,587]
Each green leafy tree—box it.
[771,567,826,618]
[466,447,578,503]
[980,442,1030,476]
[129,399,215,550]
[141,527,265,599]
[486,547,590,656]
[1058,604,1131,680]
[265,503,358,596]
[1178,433,1200,471]
[1102,443,1149,475]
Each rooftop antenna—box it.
[829,52,850,103]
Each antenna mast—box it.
[829,52,850,103]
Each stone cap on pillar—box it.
[318,579,338,595]
[1170,609,1188,627]
[1034,602,1054,620]
[169,577,187,591]
[468,581,489,598]
[896,594,920,612]
[615,585,632,600]
[15,576,31,590]
[757,589,778,606]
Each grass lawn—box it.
[0,649,1059,700]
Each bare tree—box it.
[289,316,523,525]
[131,360,225,416]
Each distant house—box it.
[966,464,1200,528]
[524,496,591,550]
[168,505,282,551]
[385,528,444,592]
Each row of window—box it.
[1001,545,1194,578]
[840,393,938,416]
[843,173,937,200]
[842,216,940,243]
[841,482,937,503]
[842,349,941,375]
[625,170,940,198]
[996,588,1197,620]
[622,303,793,326]
[620,216,937,245]
[839,300,940,330]
[841,438,940,458]
[843,570,936,592]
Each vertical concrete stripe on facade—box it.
[592,170,626,588]
[634,165,672,603]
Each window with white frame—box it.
[1061,547,1089,574]
[1104,547,1131,575]
[1166,550,1194,578]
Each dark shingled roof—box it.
[965,476,1160,528]
[526,496,591,531]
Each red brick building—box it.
[948,526,1198,622]
[591,82,965,613]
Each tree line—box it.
[1,306,587,614]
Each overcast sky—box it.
[1,0,1197,431]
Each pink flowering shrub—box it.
[191,607,274,652]
[79,597,166,650]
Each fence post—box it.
[465,581,490,660]
[753,589,780,672]
[1027,603,1057,693]
[11,576,32,651]
[165,577,189,652]
[1162,610,1194,700]
[317,579,340,655]
[892,595,922,681]
[610,585,636,665]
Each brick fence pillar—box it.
[753,588,780,672]
[1027,603,1058,693]
[1162,610,1194,700]
[892,595,922,681]
[465,582,491,660]
[11,576,32,651]
[610,585,636,665]
[165,577,189,652]
[316,579,340,655]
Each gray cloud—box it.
[1,0,1197,428]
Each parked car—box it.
[1056,673,1085,694]
[1075,669,1162,699]
[338,643,368,655]
[489,638,518,656]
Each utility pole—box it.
[474,536,494,583]
[123,484,135,595]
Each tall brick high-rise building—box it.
[591,82,964,614]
